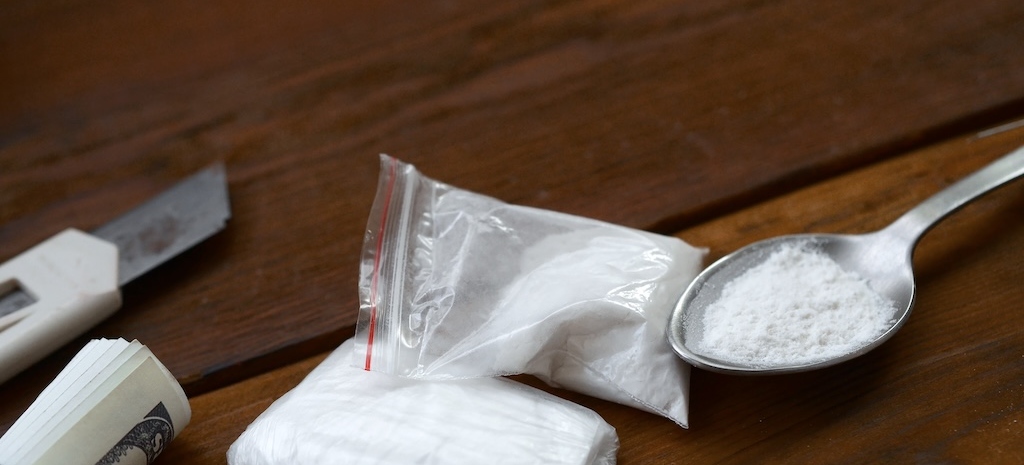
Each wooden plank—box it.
[2,0,1024,430]
[3,1,1024,229]
[159,125,1024,463]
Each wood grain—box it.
[3,0,1024,439]
[161,124,1024,464]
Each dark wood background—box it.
[2,0,1023,462]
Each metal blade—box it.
[0,164,230,319]
[93,163,231,286]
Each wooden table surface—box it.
[2,1,1023,463]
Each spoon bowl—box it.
[668,145,1024,374]
[668,232,915,374]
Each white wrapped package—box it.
[354,155,706,427]
[227,339,619,465]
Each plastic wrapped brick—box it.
[227,339,619,465]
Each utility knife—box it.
[0,164,231,385]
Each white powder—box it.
[228,339,619,465]
[356,156,707,428]
[698,241,895,367]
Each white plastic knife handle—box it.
[0,228,121,385]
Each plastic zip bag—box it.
[228,339,618,465]
[353,155,706,427]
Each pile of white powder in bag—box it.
[698,242,895,367]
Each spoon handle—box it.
[884,145,1024,247]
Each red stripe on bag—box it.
[365,157,398,370]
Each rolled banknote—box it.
[0,338,190,465]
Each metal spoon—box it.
[667,145,1024,374]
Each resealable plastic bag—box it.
[353,155,706,427]
[227,339,618,465]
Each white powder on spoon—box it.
[698,241,895,367]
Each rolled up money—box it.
[0,338,190,465]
